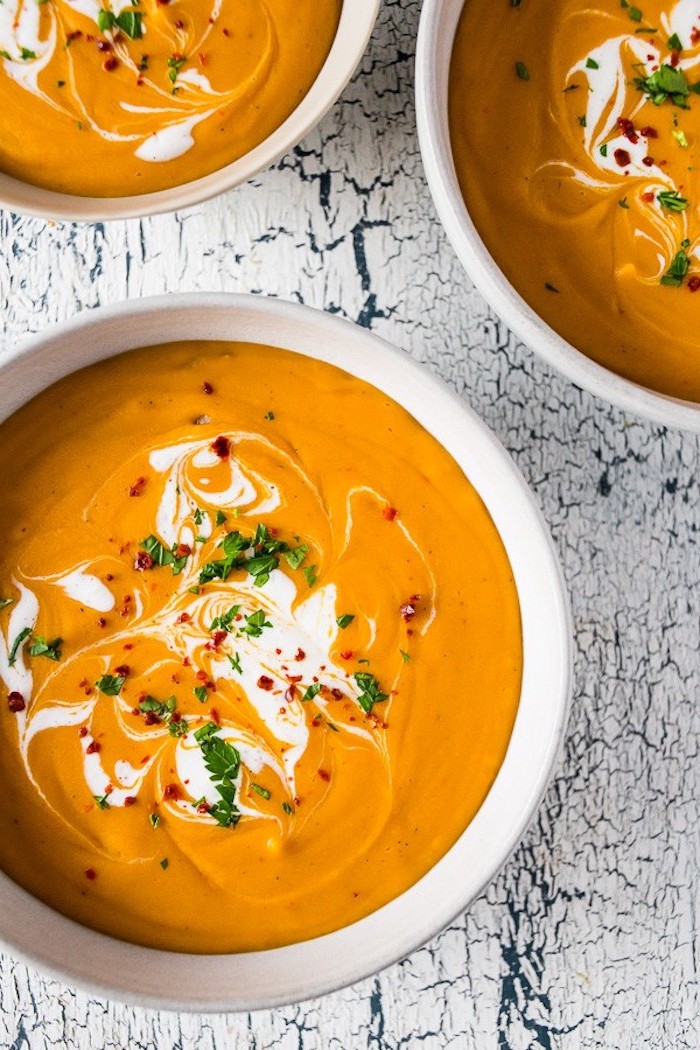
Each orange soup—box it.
[450,0,700,401]
[0,341,521,953]
[0,1,341,197]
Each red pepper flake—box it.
[103,56,119,71]
[614,148,631,168]
[163,783,180,801]
[79,726,88,738]
[129,476,147,497]
[84,867,97,880]
[134,551,153,572]
[114,664,130,677]
[175,542,191,558]
[294,647,306,662]
[202,381,214,395]
[286,673,303,683]
[97,616,107,628]
[7,691,25,713]
[211,629,227,646]
[688,276,700,292]
[331,688,343,700]
[197,800,211,813]
[642,156,654,167]
[176,612,190,624]
[693,27,700,45]
[616,117,638,144]
[670,50,681,67]
[642,191,655,202]
[317,768,331,782]
[383,505,398,521]
[86,741,101,754]
[210,435,231,460]
[284,686,297,703]
[339,650,352,661]
[210,707,221,724]
[640,125,658,139]
[257,675,274,691]
[123,795,137,807]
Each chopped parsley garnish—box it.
[634,64,693,107]
[215,510,227,526]
[140,534,189,576]
[336,614,355,629]
[282,801,294,815]
[302,682,322,702]
[0,597,14,611]
[400,649,411,662]
[227,652,243,674]
[159,857,169,870]
[194,685,208,703]
[194,722,241,828]
[95,674,126,696]
[618,197,630,209]
[93,794,111,810]
[661,244,691,286]
[194,508,206,526]
[600,144,608,157]
[149,813,160,829]
[658,190,689,212]
[515,60,530,81]
[28,635,62,661]
[97,7,143,39]
[264,411,275,421]
[586,57,599,70]
[210,604,241,632]
[8,627,30,667]
[353,671,388,714]
[251,783,271,800]
[238,609,272,638]
[283,544,309,570]
[303,564,318,588]
[668,32,683,52]
[139,695,188,736]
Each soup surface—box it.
[0,1,341,197]
[451,0,700,401]
[0,340,521,953]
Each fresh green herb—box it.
[515,60,529,81]
[634,64,690,107]
[93,794,111,810]
[578,115,587,127]
[544,282,560,293]
[668,32,683,52]
[336,614,355,629]
[194,508,206,526]
[210,604,241,632]
[140,534,189,576]
[199,524,288,587]
[302,682,322,702]
[303,564,318,588]
[159,858,169,870]
[672,127,689,148]
[167,53,186,89]
[251,783,271,800]
[658,189,689,211]
[188,585,201,595]
[149,813,160,829]
[139,695,188,736]
[95,674,126,696]
[353,671,388,714]
[238,609,272,638]
[400,649,411,662]
[283,544,309,570]
[97,7,143,39]
[282,801,294,815]
[227,652,243,674]
[215,510,227,526]
[194,722,241,828]
[586,57,599,69]
[600,143,608,157]
[194,685,208,704]
[618,197,630,209]
[661,245,691,286]
[327,722,340,733]
[264,411,275,421]
[28,635,62,661]
[0,597,14,611]
[19,47,36,60]
[8,627,31,667]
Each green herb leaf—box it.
[95,674,126,696]
[353,671,388,714]
[0,597,14,611]
[8,627,31,667]
[635,64,690,107]
[336,614,355,629]
[238,609,272,638]
[303,564,318,588]
[283,544,309,570]
[251,783,271,800]
[302,682,322,702]
[661,246,691,286]
[194,685,208,703]
[93,794,111,810]
[658,189,689,211]
[195,723,241,828]
[28,635,62,661]
[515,60,529,81]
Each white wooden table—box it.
[1,2,698,1046]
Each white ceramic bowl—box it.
[416,0,700,431]
[0,293,571,1011]
[0,0,380,223]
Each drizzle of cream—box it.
[53,567,115,612]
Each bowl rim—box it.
[0,0,380,223]
[0,293,572,1012]
[415,0,700,432]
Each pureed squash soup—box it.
[450,0,700,402]
[0,340,522,953]
[0,1,341,197]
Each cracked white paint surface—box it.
[1,0,699,1046]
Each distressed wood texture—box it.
[1,1,699,1047]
